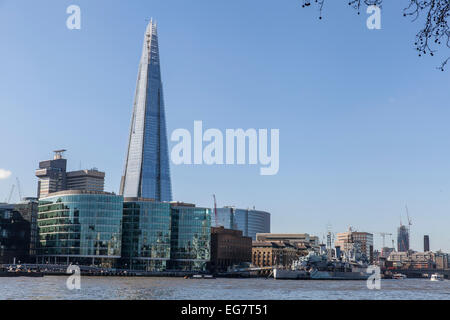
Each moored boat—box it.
[430,273,444,281]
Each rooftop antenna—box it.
[53,149,66,160]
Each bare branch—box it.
[300,0,450,70]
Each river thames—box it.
[0,277,449,300]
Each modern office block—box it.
[120,20,172,201]
[35,150,68,198]
[37,190,123,268]
[36,150,105,198]
[335,228,374,261]
[121,198,171,271]
[214,207,270,240]
[0,200,38,264]
[169,203,211,271]
[66,169,105,192]
[14,197,39,257]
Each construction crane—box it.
[6,184,15,203]
[16,177,22,202]
[405,205,412,231]
[406,205,412,249]
[212,194,218,227]
[377,232,393,248]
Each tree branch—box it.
[300,0,450,70]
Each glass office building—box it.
[169,203,211,271]
[121,198,171,271]
[37,190,123,268]
[0,202,36,264]
[119,20,172,202]
[213,207,270,240]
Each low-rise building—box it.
[252,241,298,268]
[209,226,252,273]
[255,233,319,251]
[387,251,444,269]
[435,251,449,270]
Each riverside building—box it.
[255,233,320,248]
[37,190,123,268]
[121,198,171,271]
[209,226,252,273]
[0,198,38,264]
[169,202,211,271]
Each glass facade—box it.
[121,199,171,271]
[120,20,172,202]
[169,205,211,271]
[0,204,34,264]
[14,198,39,257]
[213,207,234,229]
[214,207,270,241]
[37,191,123,267]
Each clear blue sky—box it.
[1,0,449,251]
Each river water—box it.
[0,277,449,300]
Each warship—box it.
[274,246,371,280]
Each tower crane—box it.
[406,205,412,231]
[377,232,393,248]
[16,177,22,202]
[6,185,15,203]
[406,205,412,250]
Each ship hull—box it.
[273,269,309,280]
[309,270,370,280]
[274,269,370,280]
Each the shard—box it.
[120,20,172,201]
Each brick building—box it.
[252,241,298,268]
[209,227,252,273]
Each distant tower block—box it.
[424,235,430,252]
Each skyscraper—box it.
[424,235,430,252]
[120,20,172,201]
[397,225,410,252]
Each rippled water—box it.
[1,277,449,300]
